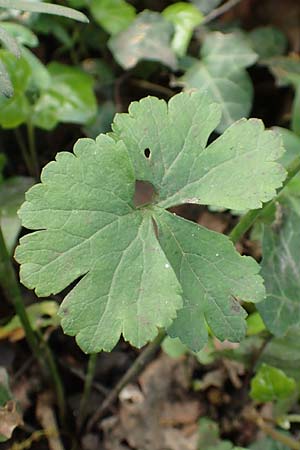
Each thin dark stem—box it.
[87,330,166,431]
[0,227,65,421]
[78,353,98,429]
[37,330,66,422]
[202,0,244,25]
[229,155,300,244]
[14,128,32,176]
[131,79,174,98]
[0,226,40,361]
[26,120,39,179]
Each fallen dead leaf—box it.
[102,353,202,450]
[0,400,23,439]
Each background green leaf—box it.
[163,2,203,57]
[0,176,34,253]
[180,32,257,132]
[32,62,96,130]
[257,199,300,336]
[108,11,177,70]
[248,27,287,60]
[250,363,296,403]
[90,0,136,35]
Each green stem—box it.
[229,155,300,244]
[0,226,40,360]
[14,128,33,176]
[0,228,65,421]
[87,330,166,431]
[26,120,39,179]
[78,353,98,429]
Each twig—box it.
[87,330,166,431]
[256,416,300,450]
[77,353,98,429]
[59,359,109,396]
[202,0,244,25]
[229,155,300,244]
[131,79,174,98]
[36,391,65,450]
[245,408,300,449]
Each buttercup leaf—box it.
[113,91,286,210]
[154,209,265,350]
[16,91,286,353]
[15,135,182,353]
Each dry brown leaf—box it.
[0,400,23,439]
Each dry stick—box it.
[255,416,300,450]
[86,330,166,431]
[201,0,245,25]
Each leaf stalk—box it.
[229,155,300,244]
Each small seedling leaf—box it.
[250,363,296,403]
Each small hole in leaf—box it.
[144,148,151,159]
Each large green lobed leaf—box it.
[16,91,286,353]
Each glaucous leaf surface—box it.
[108,11,177,70]
[16,92,285,353]
[257,199,300,336]
[250,363,296,403]
[90,0,136,35]
[163,2,203,57]
[180,32,257,132]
